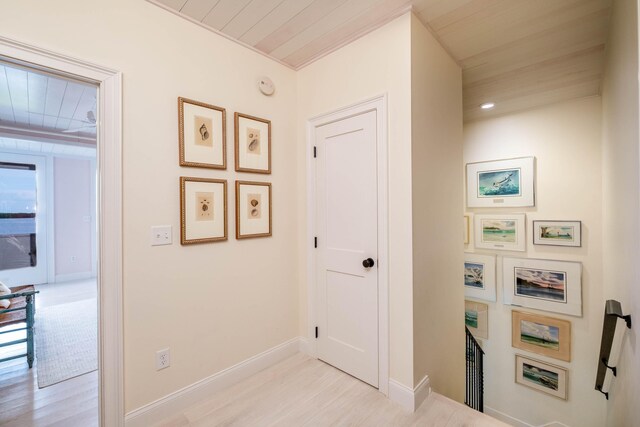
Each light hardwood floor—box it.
[158,353,510,427]
[0,279,98,427]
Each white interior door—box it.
[316,109,379,388]
[0,152,47,285]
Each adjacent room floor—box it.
[159,353,509,427]
[0,279,98,427]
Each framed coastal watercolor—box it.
[515,354,568,400]
[512,311,571,362]
[180,177,227,245]
[465,300,488,339]
[474,214,526,252]
[178,97,226,169]
[464,215,470,244]
[235,112,271,174]
[464,253,496,302]
[466,157,535,208]
[503,257,582,317]
[236,181,272,239]
[533,220,582,247]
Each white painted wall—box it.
[601,0,640,425]
[0,0,299,412]
[53,157,93,277]
[296,13,415,388]
[464,97,606,427]
[410,14,464,401]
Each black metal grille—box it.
[465,326,484,412]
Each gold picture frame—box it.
[235,181,272,239]
[180,177,227,244]
[234,112,271,174]
[512,310,571,362]
[178,97,226,169]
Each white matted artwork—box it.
[466,157,535,208]
[178,97,226,169]
[180,177,227,244]
[235,112,271,174]
[464,214,471,244]
[474,214,526,252]
[533,220,582,247]
[503,257,582,317]
[464,253,496,302]
[515,354,568,400]
[236,181,272,239]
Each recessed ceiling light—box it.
[480,102,495,110]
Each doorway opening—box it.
[0,58,100,425]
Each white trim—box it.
[298,336,312,355]
[388,376,431,412]
[124,338,301,427]
[54,271,96,283]
[306,94,390,396]
[0,36,124,426]
[484,406,534,427]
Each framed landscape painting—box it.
[465,300,488,339]
[474,214,526,252]
[515,354,568,400]
[178,97,226,169]
[180,177,227,245]
[512,311,571,362]
[503,257,582,317]
[466,157,535,208]
[235,112,271,174]
[464,253,496,302]
[533,220,582,247]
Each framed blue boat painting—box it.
[466,157,535,208]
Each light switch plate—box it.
[151,225,172,246]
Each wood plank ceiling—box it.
[151,0,612,122]
[0,62,98,145]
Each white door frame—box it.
[0,37,124,426]
[306,94,389,396]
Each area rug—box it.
[35,298,97,388]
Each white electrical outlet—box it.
[151,225,172,246]
[156,348,170,370]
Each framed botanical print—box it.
[515,354,568,400]
[180,177,227,244]
[464,253,496,302]
[533,220,582,247]
[235,112,271,174]
[466,157,535,208]
[474,214,526,252]
[178,97,226,169]
[503,257,582,317]
[512,310,571,362]
[236,181,272,239]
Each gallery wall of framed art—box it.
[176,97,275,245]
[462,97,606,425]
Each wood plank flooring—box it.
[0,279,98,427]
[158,353,510,427]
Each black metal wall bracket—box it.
[594,300,632,399]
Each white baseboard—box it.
[124,337,300,427]
[54,272,94,283]
[388,375,431,412]
[298,336,312,355]
[485,406,533,427]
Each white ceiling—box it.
[0,61,98,145]
[151,0,612,121]
[0,137,97,158]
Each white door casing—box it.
[307,95,389,395]
[316,110,379,387]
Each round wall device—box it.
[258,76,275,96]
